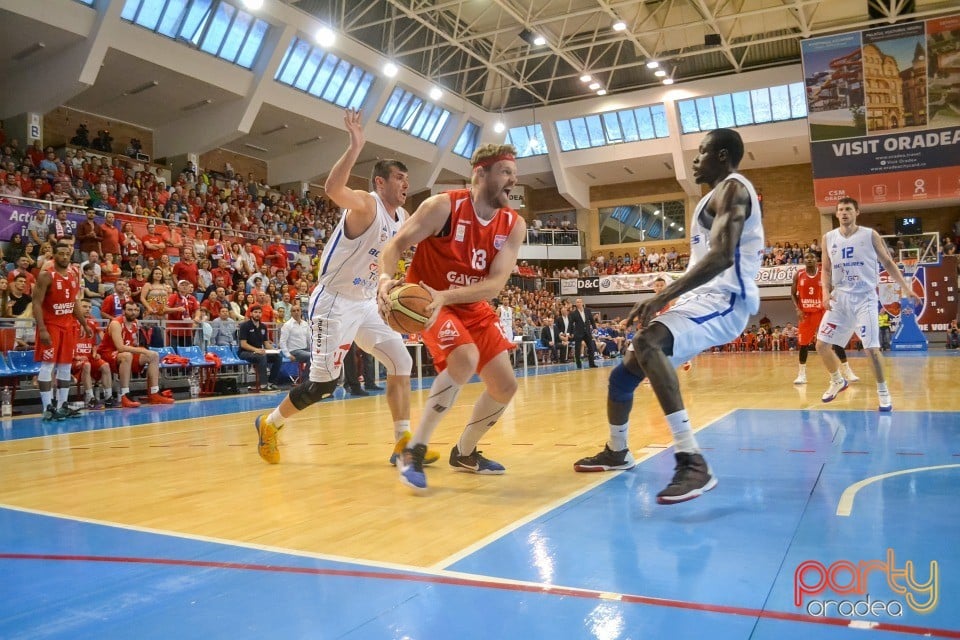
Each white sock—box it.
[797,364,806,373]
[268,407,285,427]
[40,390,53,408]
[394,420,411,440]
[831,371,844,384]
[102,387,112,399]
[85,389,94,400]
[608,422,629,451]
[877,382,889,393]
[457,392,508,455]
[56,384,70,406]
[121,387,130,397]
[666,409,698,453]
[149,386,159,394]
[411,370,460,448]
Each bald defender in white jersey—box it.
[816,196,919,411]
[574,128,764,504]
[254,109,438,466]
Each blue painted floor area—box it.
[3,407,959,637]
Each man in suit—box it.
[554,303,574,363]
[570,298,598,368]
[540,315,559,364]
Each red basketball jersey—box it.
[405,189,519,312]
[98,317,140,360]
[795,267,823,313]
[75,319,101,359]
[41,267,81,328]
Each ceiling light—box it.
[241,0,263,10]
[383,62,398,77]
[12,42,45,61]
[528,138,540,151]
[655,69,667,77]
[612,21,627,32]
[315,26,336,47]
[580,74,592,83]
[646,61,659,69]
[662,78,674,85]
[429,86,442,101]
[181,98,213,111]
[533,35,546,46]
[589,82,600,91]
[493,121,505,133]
[519,29,547,47]
[244,143,269,152]
[679,227,684,232]
[123,80,159,96]
[262,124,289,135]
[596,89,607,96]
[295,136,323,146]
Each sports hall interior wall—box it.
[198,149,268,183]
[44,107,155,159]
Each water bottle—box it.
[189,372,200,398]
[1,387,11,417]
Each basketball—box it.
[386,284,433,333]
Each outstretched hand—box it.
[343,108,364,149]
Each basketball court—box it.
[1,351,958,638]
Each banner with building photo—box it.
[801,15,960,207]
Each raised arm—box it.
[324,109,378,237]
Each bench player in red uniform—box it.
[72,298,115,410]
[99,300,174,407]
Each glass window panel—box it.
[278,39,310,84]
[348,73,374,109]
[731,91,753,126]
[427,111,450,143]
[678,100,700,133]
[789,82,807,118]
[602,113,622,143]
[181,0,213,43]
[531,124,546,155]
[571,118,591,149]
[235,18,268,68]
[651,104,669,137]
[135,0,165,29]
[321,59,351,102]
[770,84,791,121]
[453,122,477,157]
[555,120,576,151]
[508,126,531,153]
[293,48,323,90]
[751,88,772,123]
[378,88,403,125]
[409,104,433,138]
[394,95,419,130]
[308,54,338,95]
[713,94,736,128]
[157,0,189,36]
[619,110,639,142]
[635,107,655,139]
[695,97,717,130]
[218,10,252,61]
[200,2,234,55]
[585,115,605,147]
[121,0,142,21]
[333,66,363,107]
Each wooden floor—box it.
[1,351,957,569]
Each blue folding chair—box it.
[6,351,41,376]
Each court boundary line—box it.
[432,409,736,570]
[1,551,958,638]
[837,464,960,516]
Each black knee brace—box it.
[289,379,339,411]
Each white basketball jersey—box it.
[824,226,878,296]
[498,304,514,340]
[685,172,765,313]
[315,192,407,300]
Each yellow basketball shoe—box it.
[255,414,282,464]
[390,430,440,466]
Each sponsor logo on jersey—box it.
[494,234,508,250]
[820,322,837,338]
[447,271,482,286]
[692,235,702,245]
[455,223,467,242]
[438,319,460,348]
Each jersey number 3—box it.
[471,249,487,271]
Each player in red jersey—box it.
[33,241,88,421]
[72,299,114,410]
[378,143,526,492]
[99,299,174,407]
[790,251,858,385]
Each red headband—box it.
[473,153,516,169]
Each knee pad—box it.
[608,363,643,404]
[370,338,412,376]
[38,362,55,382]
[289,379,339,411]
